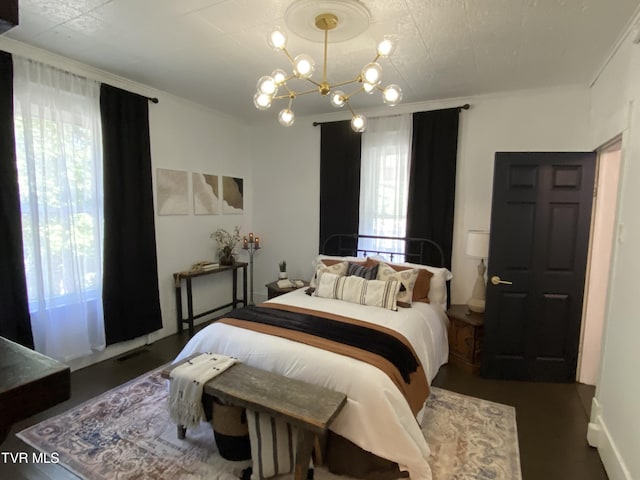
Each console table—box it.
[174,262,248,336]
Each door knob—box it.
[491,275,513,286]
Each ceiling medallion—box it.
[253,0,402,132]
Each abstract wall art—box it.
[193,173,220,215]
[222,176,244,214]
[156,168,189,215]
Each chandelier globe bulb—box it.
[361,62,382,86]
[377,36,396,57]
[257,76,277,95]
[271,69,288,86]
[382,84,403,106]
[253,92,272,110]
[330,90,346,108]
[351,114,367,132]
[363,82,376,94]
[268,29,287,51]
[293,54,315,79]
[278,108,295,126]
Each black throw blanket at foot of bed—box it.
[224,305,419,383]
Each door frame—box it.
[577,137,623,385]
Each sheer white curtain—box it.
[13,57,105,361]
[358,114,412,261]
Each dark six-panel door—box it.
[482,152,596,382]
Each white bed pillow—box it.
[309,260,348,287]
[314,271,400,311]
[403,263,452,309]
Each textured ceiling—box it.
[4,0,640,122]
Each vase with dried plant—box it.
[211,226,241,266]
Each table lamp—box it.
[466,230,490,314]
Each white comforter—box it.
[174,288,449,480]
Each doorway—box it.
[577,139,622,385]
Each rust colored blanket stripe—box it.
[218,303,429,415]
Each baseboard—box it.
[587,397,602,447]
[587,397,633,480]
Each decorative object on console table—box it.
[266,279,309,299]
[278,260,287,279]
[465,230,490,313]
[212,226,242,266]
[447,304,484,374]
[243,232,261,305]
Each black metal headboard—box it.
[320,234,445,268]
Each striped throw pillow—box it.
[347,261,379,280]
[247,410,296,480]
[314,272,400,311]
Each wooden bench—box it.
[162,355,347,480]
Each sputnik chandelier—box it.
[253,0,402,133]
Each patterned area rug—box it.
[17,369,521,480]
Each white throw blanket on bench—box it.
[168,352,237,428]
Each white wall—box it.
[150,95,252,343]
[249,120,321,301]
[248,86,592,306]
[450,87,591,303]
[587,30,640,480]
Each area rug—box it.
[17,368,521,480]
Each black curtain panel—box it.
[0,51,34,348]
[319,120,362,254]
[406,108,460,269]
[100,84,162,345]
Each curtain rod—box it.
[312,103,470,126]
[103,83,158,103]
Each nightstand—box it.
[265,280,309,300]
[447,304,484,374]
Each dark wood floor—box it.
[1,328,608,480]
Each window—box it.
[358,114,412,260]
[13,56,105,361]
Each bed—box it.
[174,235,451,480]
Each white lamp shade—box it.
[466,230,489,258]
